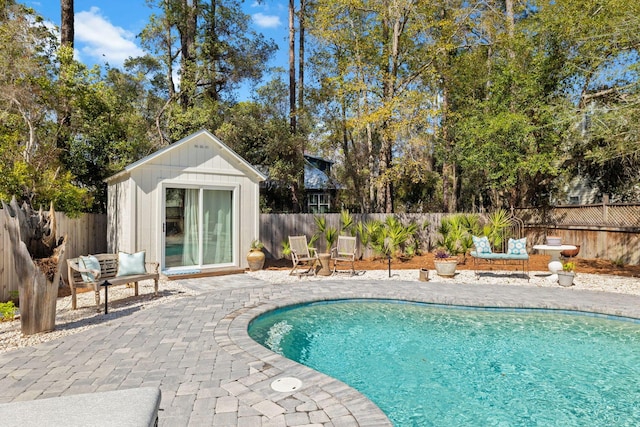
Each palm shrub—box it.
[366,216,418,259]
[314,215,338,252]
[436,213,481,261]
[355,219,381,259]
[339,209,355,235]
[482,209,511,251]
[281,240,292,258]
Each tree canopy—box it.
[0,0,638,214]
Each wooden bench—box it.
[67,253,159,310]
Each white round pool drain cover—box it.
[271,377,302,392]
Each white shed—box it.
[105,129,266,276]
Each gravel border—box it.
[0,280,197,354]
[248,267,640,295]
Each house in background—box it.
[304,154,340,213]
[563,176,600,205]
[105,129,265,277]
[258,154,341,213]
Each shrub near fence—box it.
[260,205,640,265]
[260,213,447,259]
[0,212,107,302]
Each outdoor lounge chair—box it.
[331,235,357,275]
[289,235,319,276]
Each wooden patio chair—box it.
[331,235,357,275]
[289,235,319,276]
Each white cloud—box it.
[75,7,144,67]
[252,13,282,29]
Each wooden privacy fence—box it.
[1,205,638,301]
[260,213,447,260]
[517,204,640,265]
[260,205,640,264]
[0,211,107,302]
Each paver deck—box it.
[2,275,640,426]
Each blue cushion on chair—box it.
[472,235,492,254]
[507,238,527,255]
[79,255,100,283]
[117,251,146,276]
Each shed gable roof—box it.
[105,129,267,183]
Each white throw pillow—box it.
[116,251,146,276]
[79,255,101,282]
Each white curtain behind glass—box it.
[203,190,232,264]
[181,189,200,266]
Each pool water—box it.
[248,300,640,426]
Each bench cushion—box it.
[117,251,146,276]
[471,251,529,260]
[0,387,161,427]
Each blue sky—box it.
[28,0,289,95]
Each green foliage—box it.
[314,215,338,252]
[281,240,291,258]
[250,239,264,250]
[563,262,575,272]
[365,216,419,259]
[217,93,304,212]
[355,219,381,251]
[436,214,481,257]
[3,0,640,217]
[339,210,354,234]
[482,209,512,250]
[0,301,16,322]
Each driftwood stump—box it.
[2,198,67,335]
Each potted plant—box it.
[314,215,338,275]
[247,239,266,271]
[557,262,575,287]
[433,248,458,278]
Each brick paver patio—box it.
[1,274,640,426]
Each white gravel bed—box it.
[0,280,197,354]
[247,268,640,296]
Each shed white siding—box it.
[106,130,264,273]
[106,176,134,253]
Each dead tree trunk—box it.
[2,198,67,335]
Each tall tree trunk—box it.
[298,0,305,113]
[58,0,74,165]
[205,0,220,101]
[2,199,67,336]
[505,0,515,56]
[60,0,74,48]
[441,77,457,213]
[288,0,296,133]
[178,0,198,110]
[377,3,404,213]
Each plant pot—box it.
[546,236,562,246]
[318,253,331,276]
[434,259,457,278]
[561,245,580,258]
[247,249,265,271]
[557,271,575,287]
[419,268,429,282]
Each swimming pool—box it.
[248,299,640,426]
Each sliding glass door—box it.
[164,187,233,270]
